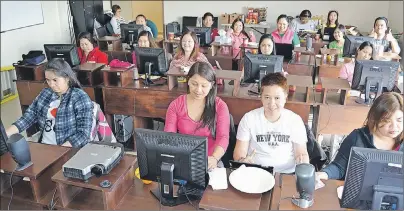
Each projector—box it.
[63,142,124,181]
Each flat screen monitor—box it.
[274,43,294,61]
[185,26,212,46]
[135,128,207,207]
[182,16,198,32]
[120,23,143,46]
[243,53,284,84]
[341,147,403,210]
[351,59,400,105]
[44,44,80,67]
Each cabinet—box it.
[69,0,104,38]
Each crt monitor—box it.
[133,47,168,85]
[351,60,400,105]
[0,119,9,156]
[243,53,284,84]
[44,44,80,67]
[135,128,208,207]
[185,26,212,46]
[120,23,143,46]
[341,147,403,210]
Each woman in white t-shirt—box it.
[233,73,309,173]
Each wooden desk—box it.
[14,63,46,81]
[199,169,271,210]
[102,65,134,87]
[319,77,351,105]
[73,63,105,86]
[97,36,123,51]
[0,143,72,208]
[270,174,345,210]
[51,155,136,210]
[286,75,313,103]
[301,39,327,54]
[285,55,315,76]
[210,42,233,57]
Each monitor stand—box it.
[150,162,203,207]
[355,77,383,105]
[143,62,154,86]
[247,69,268,95]
[372,185,403,210]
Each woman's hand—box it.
[385,29,395,42]
[368,28,377,38]
[248,31,254,38]
[208,156,219,170]
[315,171,329,181]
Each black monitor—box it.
[243,53,284,84]
[185,26,212,46]
[134,47,168,86]
[0,119,9,156]
[44,44,80,67]
[120,23,143,46]
[341,147,403,210]
[182,16,198,32]
[274,43,294,61]
[134,128,208,207]
[351,60,400,105]
[343,35,389,57]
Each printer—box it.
[63,142,124,181]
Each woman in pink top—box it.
[226,18,256,70]
[164,62,230,170]
[339,41,373,85]
[169,31,212,71]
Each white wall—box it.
[388,1,403,33]
[103,0,111,11]
[163,1,390,33]
[1,1,71,66]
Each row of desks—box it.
[0,142,345,210]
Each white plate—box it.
[229,166,275,194]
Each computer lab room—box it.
[0,0,403,210]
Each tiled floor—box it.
[1,97,22,129]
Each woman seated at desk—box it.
[368,17,401,54]
[319,10,339,42]
[6,58,94,148]
[134,14,154,37]
[132,31,172,66]
[202,12,219,43]
[325,24,347,58]
[339,41,374,85]
[226,18,256,70]
[77,32,108,65]
[316,92,403,181]
[233,73,309,173]
[271,14,301,47]
[164,62,230,170]
[290,10,317,33]
[169,30,212,72]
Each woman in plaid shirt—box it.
[6,58,94,148]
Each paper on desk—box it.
[337,186,344,199]
[315,177,325,190]
[208,167,228,190]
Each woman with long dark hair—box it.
[317,92,403,181]
[6,58,94,148]
[164,62,230,170]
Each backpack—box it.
[14,50,46,65]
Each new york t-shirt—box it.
[236,107,308,173]
[41,99,61,145]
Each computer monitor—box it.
[44,44,80,67]
[0,119,9,156]
[343,35,389,58]
[134,47,168,85]
[134,128,208,207]
[351,60,400,105]
[120,23,143,47]
[185,26,212,46]
[341,147,403,210]
[243,53,284,85]
[274,43,294,61]
[182,16,198,32]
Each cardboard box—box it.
[219,14,230,25]
[229,13,242,25]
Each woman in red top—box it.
[202,12,219,43]
[77,32,108,64]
